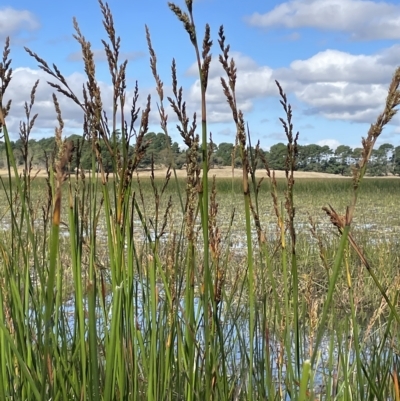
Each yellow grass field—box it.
[2,166,398,179]
[0,166,361,179]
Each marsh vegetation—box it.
[1,1,400,400]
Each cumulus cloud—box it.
[4,68,86,135]
[186,52,276,123]
[285,49,396,84]
[174,45,400,125]
[3,67,160,136]
[317,139,341,150]
[245,0,400,41]
[5,41,400,135]
[296,82,387,122]
[0,7,39,39]
[273,45,400,122]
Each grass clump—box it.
[1,1,400,400]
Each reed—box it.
[0,1,399,400]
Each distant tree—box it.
[0,142,6,168]
[214,156,225,168]
[171,141,180,155]
[318,145,333,172]
[234,156,242,168]
[378,143,394,175]
[320,145,333,160]
[297,144,325,171]
[139,132,174,167]
[215,143,234,166]
[268,143,287,170]
[3,133,399,177]
[12,139,25,166]
[175,151,187,169]
[352,147,362,161]
[334,145,352,175]
[393,146,400,175]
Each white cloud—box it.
[245,0,400,40]
[5,42,400,136]
[317,139,341,150]
[186,52,276,123]
[295,82,387,121]
[4,68,86,135]
[273,46,400,122]
[3,67,159,137]
[0,7,39,38]
[178,45,400,125]
[287,49,395,84]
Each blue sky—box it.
[2,0,400,150]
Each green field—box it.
[1,172,400,400]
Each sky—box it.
[2,0,400,150]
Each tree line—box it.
[1,132,400,176]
